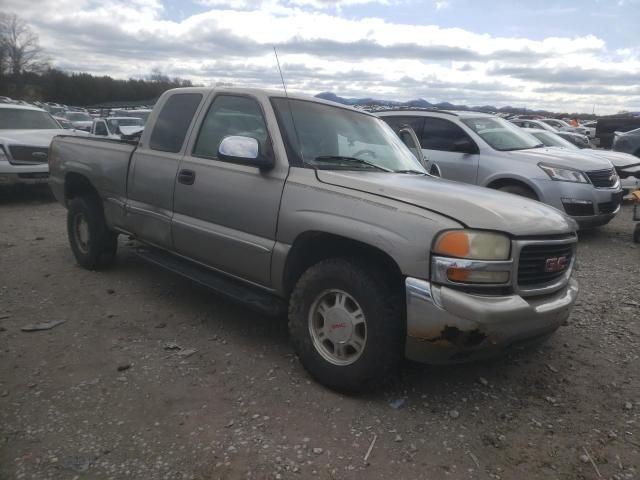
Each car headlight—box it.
[0,145,8,162]
[432,230,512,285]
[539,163,588,183]
[433,230,511,260]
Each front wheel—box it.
[498,184,538,200]
[288,259,403,393]
[67,196,118,270]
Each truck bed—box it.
[49,135,137,218]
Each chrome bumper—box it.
[404,277,578,364]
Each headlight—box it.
[433,230,511,260]
[539,163,588,183]
[0,145,8,162]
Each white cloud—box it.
[2,0,638,113]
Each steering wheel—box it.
[353,149,377,159]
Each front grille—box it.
[585,168,616,188]
[562,201,594,216]
[8,146,49,165]
[518,243,574,287]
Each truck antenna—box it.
[274,47,289,97]
[273,47,306,164]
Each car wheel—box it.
[498,184,538,200]
[67,196,118,270]
[288,259,403,393]
[633,224,640,244]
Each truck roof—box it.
[163,87,378,117]
[376,108,494,119]
[0,103,47,113]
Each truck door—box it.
[125,92,203,248]
[171,94,287,287]
[419,117,479,184]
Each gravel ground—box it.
[0,185,639,480]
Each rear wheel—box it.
[288,259,403,393]
[498,184,538,200]
[67,196,118,270]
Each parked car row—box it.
[509,118,593,149]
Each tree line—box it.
[0,12,193,106]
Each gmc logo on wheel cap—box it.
[544,256,568,273]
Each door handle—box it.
[178,169,195,185]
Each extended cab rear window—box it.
[149,93,202,153]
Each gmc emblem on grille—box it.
[544,256,568,273]
[31,152,47,160]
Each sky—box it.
[4,0,640,114]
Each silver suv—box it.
[378,110,623,228]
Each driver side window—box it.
[421,117,475,152]
[193,95,269,160]
[94,121,107,136]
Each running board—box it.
[133,246,287,317]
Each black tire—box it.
[67,196,118,270]
[288,259,403,393]
[633,224,640,244]
[498,184,538,200]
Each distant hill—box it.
[314,92,597,119]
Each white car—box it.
[0,104,86,185]
[64,111,94,132]
[90,117,144,139]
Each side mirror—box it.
[429,163,442,177]
[452,138,477,154]
[218,135,274,170]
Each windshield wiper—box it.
[394,169,426,175]
[311,155,393,172]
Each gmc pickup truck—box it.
[49,88,579,392]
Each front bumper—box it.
[0,160,49,185]
[404,277,578,364]
[535,178,623,228]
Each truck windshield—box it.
[272,98,425,173]
[462,117,542,151]
[108,118,143,129]
[0,109,62,130]
[66,112,92,122]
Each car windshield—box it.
[530,131,578,150]
[66,112,92,121]
[108,118,143,130]
[130,111,151,123]
[529,121,556,132]
[271,98,425,172]
[0,108,62,130]
[462,116,542,151]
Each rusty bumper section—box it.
[404,277,578,364]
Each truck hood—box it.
[508,147,613,171]
[71,120,93,129]
[119,125,144,136]
[0,129,67,147]
[317,171,575,237]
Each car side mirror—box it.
[452,138,477,154]
[218,135,274,170]
[429,163,442,177]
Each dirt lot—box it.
[0,185,639,480]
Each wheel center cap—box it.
[325,308,353,343]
